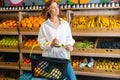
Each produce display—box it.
[21,16,45,28]
[97,40,120,49]
[23,38,38,47]
[0,36,18,46]
[71,16,120,29]
[74,40,94,48]
[0,19,18,28]
[1,53,19,62]
[0,69,19,79]
[96,58,120,70]
[72,56,120,71]
[72,57,94,68]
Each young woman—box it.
[38,0,77,80]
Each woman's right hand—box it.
[50,38,59,48]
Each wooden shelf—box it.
[20,66,31,71]
[0,48,19,53]
[72,32,120,37]
[75,71,120,79]
[20,49,42,54]
[0,65,19,70]
[0,31,18,35]
[71,52,120,58]
[20,31,38,35]
[0,77,17,80]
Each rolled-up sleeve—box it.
[38,24,52,50]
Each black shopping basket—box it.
[31,55,69,80]
[30,43,69,80]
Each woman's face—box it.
[49,2,59,16]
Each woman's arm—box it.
[38,24,52,50]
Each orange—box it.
[33,23,39,28]
[27,23,32,28]
[22,22,27,28]
[29,16,34,21]
[26,20,31,24]
[37,20,42,24]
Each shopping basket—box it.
[30,43,69,80]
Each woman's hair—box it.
[41,0,61,19]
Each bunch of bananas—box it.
[71,16,120,29]
[71,16,87,29]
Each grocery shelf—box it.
[75,71,120,79]
[20,31,38,35]
[0,31,18,35]
[71,52,120,58]
[20,66,31,71]
[0,77,17,80]
[69,6,120,10]
[20,49,42,54]
[0,65,19,70]
[0,48,19,53]
[72,32,120,37]
[0,6,120,12]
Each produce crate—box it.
[0,78,17,80]
[20,37,42,51]
[0,54,19,67]
[73,39,96,53]
[95,38,120,54]
[74,67,94,72]
[0,45,18,50]
[31,55,69,80]
[0,27,18,32]
[21,57,31,68]
[19,12,42,33]
[71,15,120,33]
[73,47,95,53]
[20,27,39,33]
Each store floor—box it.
[76,75,120,80]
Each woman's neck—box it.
[50,16,59,23]
[50,16,60,28]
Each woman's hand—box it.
[50,38,59,48]
[65,44,73,51]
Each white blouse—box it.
[38,18,75,59]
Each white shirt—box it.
[38,18,75,59]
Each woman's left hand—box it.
[65,44,73,51]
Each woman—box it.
[38,0,77,80]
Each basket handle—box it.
[29,42,69,57]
